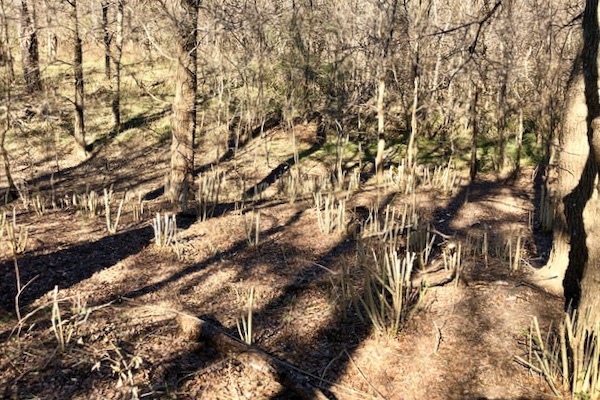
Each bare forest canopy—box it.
[0,0,584,176]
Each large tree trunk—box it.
[545,0,600,318]
[541,56,590,300]
[167,0,199,208]
[579,0,600,321]
[19,0,41,92]
[71,0,86,156]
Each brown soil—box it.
[0,120,565,400]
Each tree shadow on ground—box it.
[101,207,305,304]
[140,194,397,399]
[143,114,283,201]
[0,213,196,330]
[15,106,172,200]
[87,106,173,153]
[242,141,324,200]
[430,174,564,398]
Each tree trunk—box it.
[543,56,591,303]
[407,76,419,167]
[167,0,199,208]
[101,0,110,81]
[0,0,14,82]
[375,75,385,183]
[578,0,600,321]
[513,110,524,176]
[470,88,479,182]
[71,0,86,156]
[19,0,41,92]
[110,0,123,132]
[2,63,16,199]
[43,0,56,62]
[373,0,399,184]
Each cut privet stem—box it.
[236,287,254,345]
[103,188,125,234]
[152,212,177,247]
[244,210,260,246]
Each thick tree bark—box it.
[542,56,590,301]
[167,0,198,208]
[545,0,600,318]
[19,0,41,92]
[70,0,86,156]
[579,0,600,321]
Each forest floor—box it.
[0,111,567,399]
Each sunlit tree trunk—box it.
[19,0,41,92]
[543,56,590,303]
[110,0,123,132]
[167,0,199,208]
[407,77,419,167]
[543,0,600,318]
[101,0,110,80]
[513,110,524,175]
[1,64,16,199]
[374,0,399,183]
[375,72,386,182]
[0,0,14,82]
[69,0,86,156]
[42,0,56,62]
[470,88,479,182]
[578,0,600,320]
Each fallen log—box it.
[411,265,457,288]
[176,313,329,400]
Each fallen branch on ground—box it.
[176,313,329,400]
[411,259,457,288]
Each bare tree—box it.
[166,0,199,208]
[68,0,86,156]
[101,0,110,80]
[374,0,400,181]
[1,66,16,199]
[110,0,123,132]
[42,0,57,62]
[0,0,14,82]
[19,0,41,92]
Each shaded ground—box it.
[0,114,565,399]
